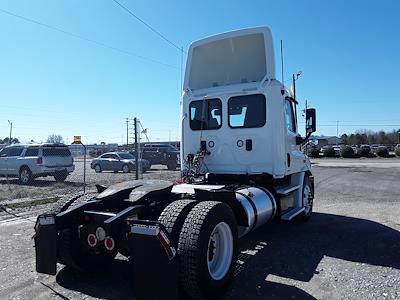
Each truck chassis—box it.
[35,173,313,300]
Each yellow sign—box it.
[73,136,82,144]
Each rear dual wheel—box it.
[158,201,238,300]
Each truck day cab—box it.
[34,27,316,300]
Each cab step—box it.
[281,207,305,221]
[275,184,301,195]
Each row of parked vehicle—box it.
[0,143,181,184]
[312,144,400,158]
[90,144,180,173]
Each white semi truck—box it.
[34,27,316,300]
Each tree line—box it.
[340,129,400,145]
[0,137,20,144]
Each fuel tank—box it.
[235,187,277,237]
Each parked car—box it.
[370,144,380,154]
[357,144,372,156]
[350,145,358,152]
[0,143,74,184]
[90,152,150,173]
[140,144,180,170]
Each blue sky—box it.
[0,0,399,144]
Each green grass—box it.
[0,197,60,210]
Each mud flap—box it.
[127,220,178,300]
[34,215,57,275]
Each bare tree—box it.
[47,134,64,144]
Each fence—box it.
[0,145,180,218]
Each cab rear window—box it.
[43,147,71,156]
[228,94,266,128]
[190,98,222,130]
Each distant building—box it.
[68,143,119,156]
[311,136,341,148]
[141,141,180,149]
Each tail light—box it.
[87,234,97,247]
[37,157,43,165]
[104,237,115,251]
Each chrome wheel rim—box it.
[122,165,130,173]
[303,184,312,215]
[95,165,101,173]
[207,222,233,280]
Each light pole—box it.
[7,120,12,144]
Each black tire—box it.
[122,164,130,173]
[158,200,197,247]
[178,201,238,300]
[300,176,313,221]
[94,164,102,173]
[54,173,68,182]
[166,159,178,170]
[19,167,32,185]
[48,192,116,270]
[49,192,98,215]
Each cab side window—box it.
[284,100,296,133]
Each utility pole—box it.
[336,120,339,137]
[7,120,12,144]
[134,117,139,180]
[126,118,129,150]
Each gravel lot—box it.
[0,159,179,202]
[0,160,399,300]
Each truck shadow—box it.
[56,258,133,300]
[227,212,400,299]
[56,212,399,299]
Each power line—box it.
[0,8,178,70]
[111,0,183,52]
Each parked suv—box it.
[141,144,180,170]
[0,144,75,184]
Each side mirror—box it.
[306,108,316,134]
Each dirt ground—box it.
[0,161,399,300]
[0,160,179,202]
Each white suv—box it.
[0,144,75,184]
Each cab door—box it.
[284,98,305,174]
